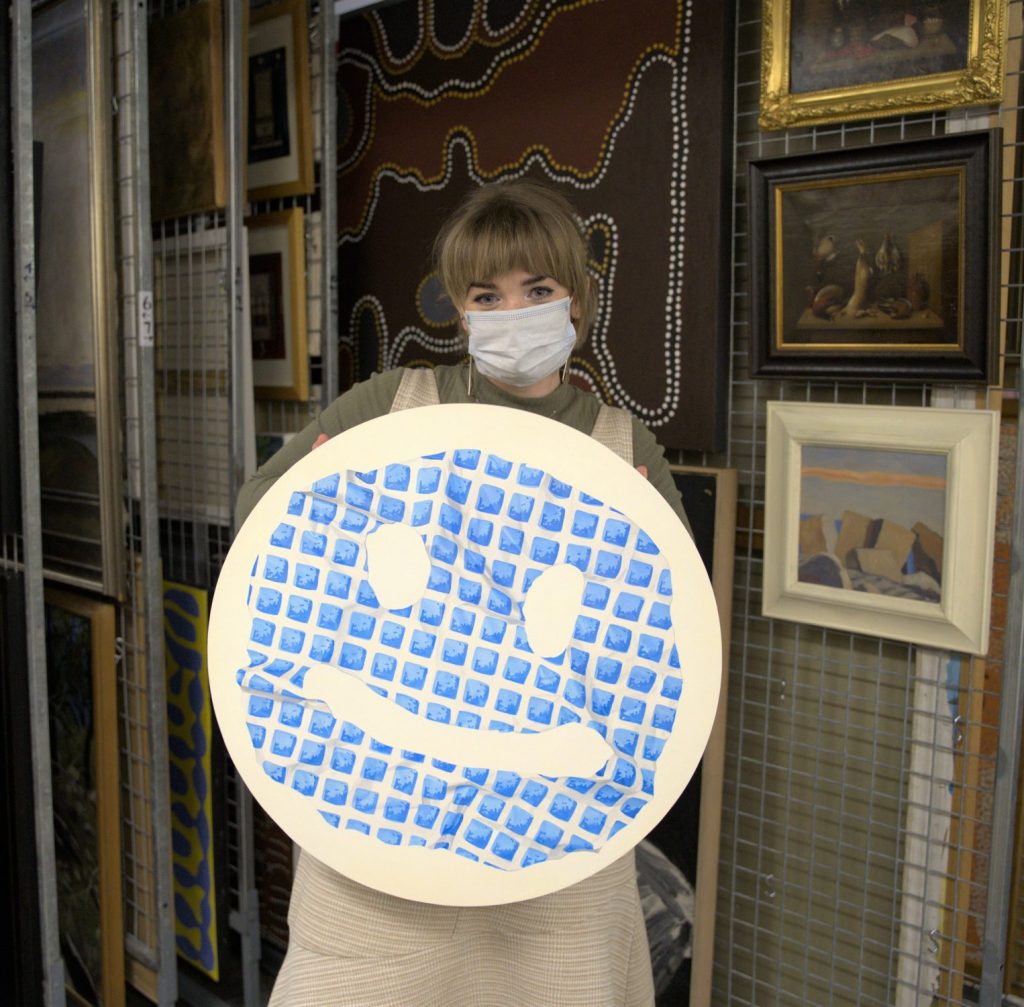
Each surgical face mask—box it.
[466,296,576,388]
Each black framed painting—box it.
[749,130,999,383]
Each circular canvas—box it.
[209,404,721,905]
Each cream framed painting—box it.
[760,0,1008,130]
[763,401,998,654]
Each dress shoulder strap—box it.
[389,367,441,412]
[590,403,634,466]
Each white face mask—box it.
[465,296,576,388]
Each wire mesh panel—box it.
[248,1,331,968]
[113,0,179,1001]
[714,1,1021,1004]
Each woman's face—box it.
[459,269,577,318]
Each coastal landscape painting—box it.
[798,445,946,604]
[762,401,998,654]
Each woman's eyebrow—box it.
[467,280,496,289]
[521,274,547,285]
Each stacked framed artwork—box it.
[755,5,1009,658]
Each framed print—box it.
[749,131,999,382]
[44,588,124,1007]
[33,0,123,595]
[644,467,736,1006]
[248,207,309,401]
[247,0,314,201]
[763,401,998,655]
[148,0,225,221]
[759,0,1008,130]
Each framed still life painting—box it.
[247,0,314,202]
[748,130,999,382]
[762,401,998,655]
[248,207,309,401]
[44,588,124,1007]
[759,0,1008,129]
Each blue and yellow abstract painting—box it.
[164,581,219,979]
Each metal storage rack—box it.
[712,1,1024,1004]
[8,0,1023,1003]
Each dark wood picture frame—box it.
[645,466,736,1007]
[749,130,999,383]
[44,587,124,1007]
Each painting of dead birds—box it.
[749,132,997,381]
[779,167,958,345]
[798,444,946,603]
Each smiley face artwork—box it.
[209,405,721,906]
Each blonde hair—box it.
[433,180,596,347]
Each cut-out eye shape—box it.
[365,522,430,611]
[521,564,585,658]
[209,405,720,906]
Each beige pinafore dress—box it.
[269,369,655,1007]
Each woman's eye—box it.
[472,292,498,306]
[530,286,554,300]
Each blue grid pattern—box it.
[237,449,683,870]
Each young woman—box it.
[238,180,689,1006]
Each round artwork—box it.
[209,404,720,905]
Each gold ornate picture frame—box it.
[759,0,1008,130]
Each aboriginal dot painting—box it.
[236,448,683,871]
[335,0,732,451]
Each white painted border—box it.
[209,404,721,904]
[763,401,999,655]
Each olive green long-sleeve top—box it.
[236,363,690,533]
